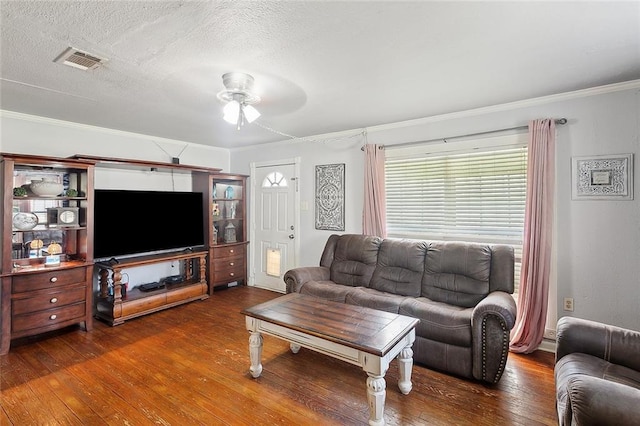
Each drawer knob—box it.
[230,272,235,277]
[50,277,58,283]
[229,262,234,266]
[230,249,234,253]
[50,297,58,304]
[50,314,57,320]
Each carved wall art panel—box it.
[315,163,345,230]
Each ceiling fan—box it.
[217,72,261,130]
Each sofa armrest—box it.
[556,317,640,372]
[560,375,640,426]
[283,266,331,294]
[471,291,517,383]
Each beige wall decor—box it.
[572,153,634,200]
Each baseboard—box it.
[537,338,557,353]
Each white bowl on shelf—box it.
[30,178,63,197]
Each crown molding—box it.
[0,109,228,153]
[365,79,640,133]
[232,79,640,151]
[229,126,365,152]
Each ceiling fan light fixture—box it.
[243,104,261,123]
[223,100,241,124]
[217,72,261,129]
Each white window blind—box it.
[385,135,527,293]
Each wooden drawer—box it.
[12,302,86,333]
[12,268,87,293]
[211,245,245,259]
[211,254,244,272]
[212,264,245,285]
[12,285,86,316]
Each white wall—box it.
[231,81,640,332]
[0,111,230,186]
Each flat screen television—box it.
[94,189,204,260]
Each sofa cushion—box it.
[319,234,341,268]
[556,353,640,392]
[369,239,427,297]
[330,234,382,287]
[422,241,492,307]
[399,297,472,347]
[345,287,408,314]
[298,280,357,303]
[488,244,515,293]
[555,352,640,424]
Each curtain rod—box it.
[362,118,567,150]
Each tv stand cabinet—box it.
[95,251,208,326]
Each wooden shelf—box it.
[6,259,91,276]
[95,251,208,326]
[115,280,199,301]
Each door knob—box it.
[289,234,295,239]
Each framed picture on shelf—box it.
[571,153,633,200]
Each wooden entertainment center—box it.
[95,250,208,326]
[1,153,249,353]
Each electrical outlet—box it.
[543,328,557,340]
[563,297,574,312]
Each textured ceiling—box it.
[1,1,639,149]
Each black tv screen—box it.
[94,189,204,260]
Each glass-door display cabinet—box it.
[193,172,248,293]
[1,153,95,354]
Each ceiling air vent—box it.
[54,47,106,71]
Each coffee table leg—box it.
[249,331,263,378]
[397,346,414,394]
[366,374,386,426]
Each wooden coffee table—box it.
[241,293,419,426]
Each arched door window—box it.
[262,171,288,188]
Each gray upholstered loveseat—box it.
[284,234,517,384]
[555,316,640,425]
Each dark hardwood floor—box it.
[1,286,557,425]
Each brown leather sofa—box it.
[284,234,517,384]
[555,316,640,425]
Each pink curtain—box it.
[510,119,556,353]
[363,144,387,237]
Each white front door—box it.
[250,160,299,293]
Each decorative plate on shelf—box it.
[12,212,38,231]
